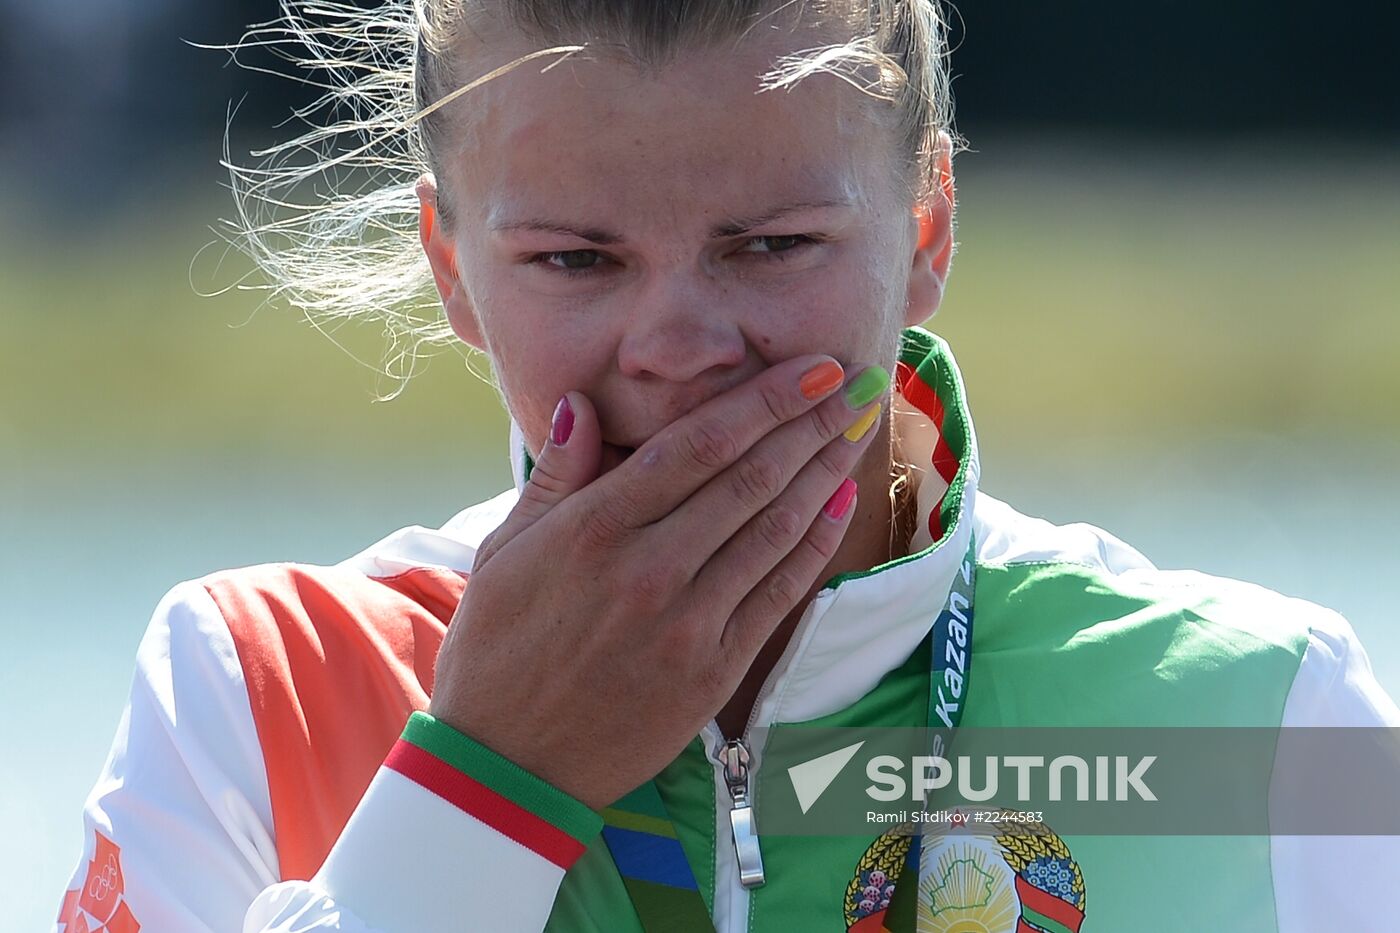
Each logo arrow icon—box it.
[787,741,865,814]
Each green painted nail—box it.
[844,365,890,409]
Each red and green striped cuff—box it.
[384,711,602,869]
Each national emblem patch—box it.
[845,808,1086,933]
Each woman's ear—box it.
[905,131,957,326]
[416,173,485,350]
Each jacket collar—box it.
[348,327,980,724]
[746,327,981,723]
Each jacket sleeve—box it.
[55,580,603,933]
[245,712,603,932]
[54,581,282,932]
[1270,607,1400,933]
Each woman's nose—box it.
[615,276,747,383]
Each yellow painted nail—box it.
[844,405,880,442]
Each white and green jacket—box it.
[58,328,1400,933]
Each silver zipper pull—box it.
[718,738,765,888]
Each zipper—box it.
[706,588,840,931]
[710,653,777,905]
[706,718,763,933]
[716,737,765,887]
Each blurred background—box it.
[3,1,1398,928]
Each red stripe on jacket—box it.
[205,564,467,880]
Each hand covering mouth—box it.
[600,442,638,474]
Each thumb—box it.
[519,392,602,515]
[475,392,602,569]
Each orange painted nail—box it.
[799,360,845,401]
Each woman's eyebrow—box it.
[490,198,853,245]
[490,219,622,245]
[709,197,853,238]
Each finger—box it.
[686,396,882,633]
[716,475,860,663]
[593,354,847,530]
[474,392,602,568]
[654,363,890,578]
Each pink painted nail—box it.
[823,478,857,521]
[551,395,574,446]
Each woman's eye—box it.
[529,237,817,277]
[537,250,604,271]
[738,235,814,255]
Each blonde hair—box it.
[219,0,960,393]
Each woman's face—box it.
[424,25,950,470]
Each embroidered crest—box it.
[844,809,1085,933]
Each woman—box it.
[56,1,1400,931]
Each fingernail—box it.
[844,405,881,443]
[551,395,574,446]
[799,359,845,401]
[823,478,857,520]
[844,365,890,409]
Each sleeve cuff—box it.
[310,712,601,932]
[388,711,602,868]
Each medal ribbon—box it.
[881,535,976,931]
